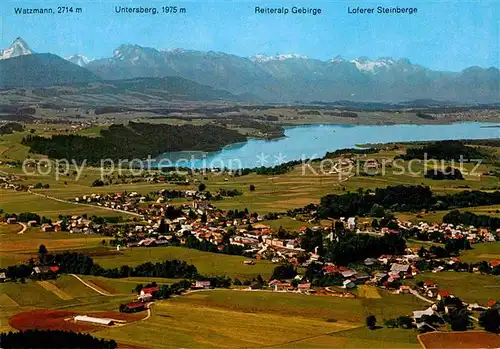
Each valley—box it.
[0,4,499,347]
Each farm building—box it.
[121,302,147,313]
[342,280,356,289]
[74,315,115,326]
[193,280,211,289]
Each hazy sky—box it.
[1,0,498,71]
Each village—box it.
[2,186,499,334]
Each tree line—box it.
[1,251,198,281]
[317,185,500,218]
[400,140,489,161]
[22,122,246,164]
[300,226,407,266]
[0,122,23,135]
[0,330,117,349]
[325,232,407,266]
[443,210,500,230]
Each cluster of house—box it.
[0,215,107,234]
[409,281,500,331]
[73,189,211,216]
[121,280,214,312]
[398,221,498,243]
[0,180,24,192]
[0,265,61,282]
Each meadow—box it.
[89,290,421,348]
[0,228,112,267]
[0,190,130,219]
[94,246,276,280]
[93,288,427,349]
[411,272,500,305]
[77,275,184,295]
[0,274,428,349]
[1,141,499,217]
[0,271,491,349]
[458,242,500,263]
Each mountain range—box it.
[0,37,498,103]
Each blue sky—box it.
[1,0,498,71]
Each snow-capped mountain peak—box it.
[250,53,308,63]
[350,57,395,72]
[65,54,91,67]
[0,37,33,60]
[329,55,345,63]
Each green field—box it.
[2,142,499,216]
[50,275,108,299]
[0,223,22,234]
[92,289,426,348]
[94,246,276,280]
[412,272,500,305]
[397,204,500,223]
[459,242,500,263]
[0,228,112,267]
[77,275,184,295]
[0,190,130,220]
[0,281,72,307]
[258,217,316,232]
[0,278,428,348]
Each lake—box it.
[157,122,500,169]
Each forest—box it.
[424,167,464,180]
[22,122,246,164]
[1,251,199,281]
[0,122,23,135]
[401,140,489,161]
[0,330,117,349]
[317,185,500,218]
[443,210,500,230]
[324,232,407,265]
[300,226,407,266]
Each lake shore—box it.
[158,122,500,169]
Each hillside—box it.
[31,77,239,101]
[0,76,245,105]
[0,54,101,88]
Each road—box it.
[409,288,479,322]
[17,222,27,234]
[28,189,143,218]
[69,273,154,322]
[409,288,433,304]
[69,274,115,296]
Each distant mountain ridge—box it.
[0,37,498,103]
[83,44,500,103]
[66,54,91,67]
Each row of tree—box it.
[1,251,198,281]
[300,227,407,266]
[0,330,117,348]
[2,212,51,224]
[317,185,500,218]
[401,140,488,161]
[443,210,500,230]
